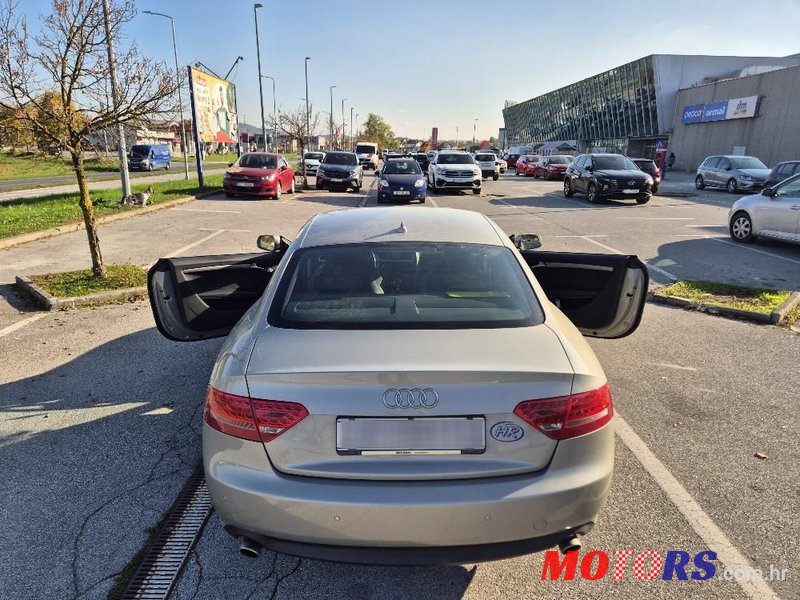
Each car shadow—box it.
[0,325,223,598]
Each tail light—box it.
[204,387,308,443]
[513,385,613,440]
[654,167,661,177]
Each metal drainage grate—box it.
[121,467,213,600]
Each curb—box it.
[648,290,800,325]
[15,274,147,311]
[0,190,220,251]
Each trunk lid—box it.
[245,325,575,480]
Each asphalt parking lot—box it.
[0,170,797,599]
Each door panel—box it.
[759,178,800,237]
[148,251,284,341]
[521,251,648,338]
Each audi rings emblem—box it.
[382,388,439,409]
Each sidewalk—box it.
[0,163,227,202]
[657,169,698,197]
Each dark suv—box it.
[765,160,800,188]
[315,151,363,192]
[564,154,653,204]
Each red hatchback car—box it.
[515,154,541,176]
[223,152,295,199]
[533,155,572,180]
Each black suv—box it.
[411,152,430,172]
[315,151,363,192]
[564,154,652,204]
[765,160,800,188]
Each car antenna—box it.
[397,221,407,233]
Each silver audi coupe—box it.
[148,207,647,564]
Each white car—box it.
[729,173,800,245]
[148,207,648,564]
[474,152,500,180]
[428,151,482,194]
[495,155,508,174]
[302,151,325,175]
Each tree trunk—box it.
[70,148,106,278]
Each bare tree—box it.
[279,104,319,189]
[0,0,178,277]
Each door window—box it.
[776,163,793,176]
[704,157,720,169]
[775,178,800,198]
[717,158,732,171]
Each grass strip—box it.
[29,264,147,298]
[0,151,119,180]
[0,174,221,239]
[656,280,790,315]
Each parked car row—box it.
[728,172,800,246]
[696,155,800,194]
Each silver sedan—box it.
[729,173,800,245]
[148,207,648,564]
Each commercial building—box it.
[502,54,800,162]
[669,64,800,171]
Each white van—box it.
[355,142,379,169]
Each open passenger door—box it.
[520,251,648,338]
[148,250,285,342]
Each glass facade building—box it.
[502,54,800,159]
[503,56,659,155]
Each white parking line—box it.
[173,208,241,214]
[617,217,695,221]
[0,313,48,339]
[615,415,778,600]
[579,236,679,281]
[427,197,439,207]
[496,199,542,217]
[712,238,800,266]
[167,230,226,257]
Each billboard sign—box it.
[681,96,759,125]
[188,67,238,144]
[726,95,759,120]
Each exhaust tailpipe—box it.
[238,537,262,559]
[558,535,582,554]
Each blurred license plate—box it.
[454,177,472,182]
[623,188,638,194]
[336,417,485,455]
[236,182,254,188]
[331,177,344,182]
[394,190,410,196]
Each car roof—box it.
[297,207,506,248]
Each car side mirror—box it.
[762,187,776,197]
[725,166,732,171]
[280,165,287,171]
[586,165,594,172]
[511,233,542,250]
[374,169,380,176]
[228,162,234,167]
[257,234,282,252]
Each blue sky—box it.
[17,0,800,141]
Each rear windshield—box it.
[593,155,638,170]
[305,153,324,160]
[268,243,542,329]
[383,160,422,174]
[356,145,377,154]
[548,156,570,164]
[730,157,767,170]
[475,154,495,161]
[437,154,474,165]
[634,160,656,172]
[324,153,358,165]
[239,154,277,169]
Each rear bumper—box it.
[378,187,426,201]
[203,423,613,559]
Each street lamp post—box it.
[143,10,189,179]
[329,85,336,150]
[355,113,359,140]
[253,4,267,151]
[262,75,277,152]
[456,125,459,148]
[350,107,354,150]
[473,118,478,147]
[341,97,346,150]
[102,0,131,197]
[304,57,310,153]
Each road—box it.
[0,171,797,599]
[0,161,228,202]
